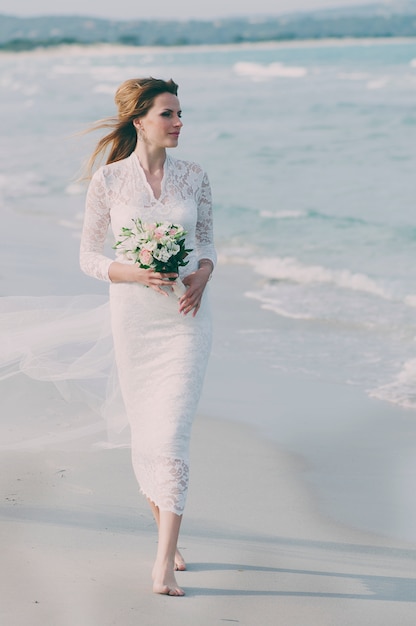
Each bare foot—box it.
[174,549,186,571]
[152,561,185,597]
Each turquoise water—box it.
[1,39,416,411]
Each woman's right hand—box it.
[108,262,177,295]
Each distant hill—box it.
[1,1,416,50]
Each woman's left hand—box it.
[179,265,212,316]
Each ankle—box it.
[154,556,175,571]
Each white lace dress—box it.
[80,152,216,515]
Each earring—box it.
[137,126,144,142]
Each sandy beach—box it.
[1,263,416,625]
[2,415,416,626]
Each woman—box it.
[79,77,216,597]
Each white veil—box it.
[0,294,129,450]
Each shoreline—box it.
[1,36,416,58]
[2,259,416,546]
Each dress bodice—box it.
[80,153,216,282]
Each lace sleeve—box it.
[80,169,113,282]
[196,171,217,266]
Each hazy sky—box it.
[0,0,384,21]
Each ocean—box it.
[2,39,416,414]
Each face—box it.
[134,92,183,149]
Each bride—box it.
[79,77,216,596]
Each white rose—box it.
[168,242,180,255]
[153,248,171,263]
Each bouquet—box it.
[113,218,192,297]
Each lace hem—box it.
[133,455,189,515]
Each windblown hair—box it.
[84,77,179,177]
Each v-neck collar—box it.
[132,152,169,202]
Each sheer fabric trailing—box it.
[0,294,127,443]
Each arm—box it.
[180,171,216,316]
[79,169,113,282]
[195,171,217,270]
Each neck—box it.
[134,145,166,174]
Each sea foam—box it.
[369,358,416,409]
[0,172,48,202]
[233,61,307,80]
[249,256,390,299]
[260,209,307,219]
[245,290,314,320]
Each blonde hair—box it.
[84,77,178,177]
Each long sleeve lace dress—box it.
[80,152,216,515]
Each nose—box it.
[174,115,183,127]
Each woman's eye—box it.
[161,111,182,118]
